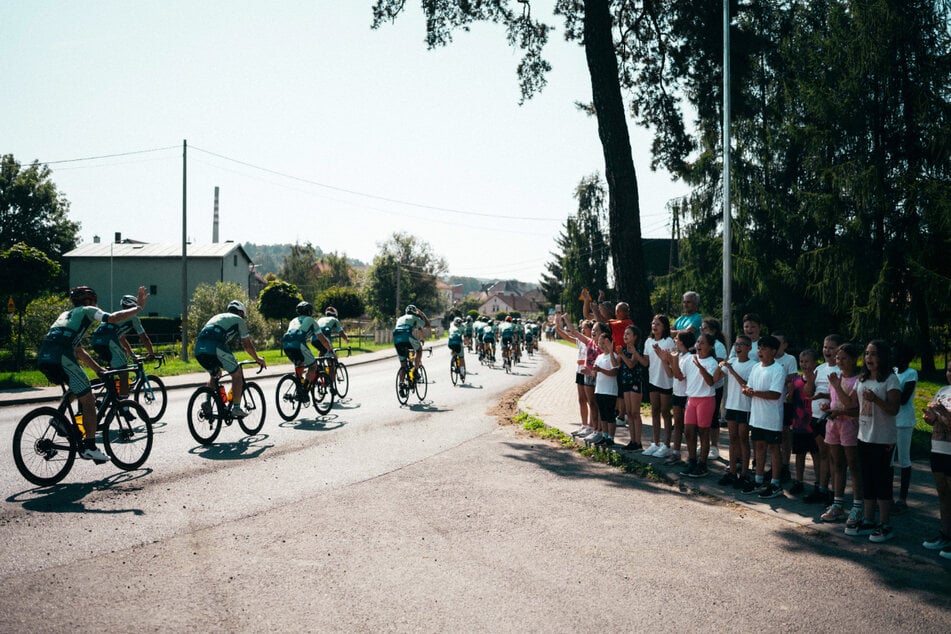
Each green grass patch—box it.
[513,411,662,480]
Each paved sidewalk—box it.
[0,342,446,407]
[520,340,949,564]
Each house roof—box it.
[64,242,252,261]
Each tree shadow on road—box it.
[6,469,150,515]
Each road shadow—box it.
[404,401,451,412]
[329,397,360,411]
[188,434,273,460]
[6,469,151,515]
[454,383,484,390]
[280,414,346,432]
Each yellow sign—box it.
[6,296,14,314]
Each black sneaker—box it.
[690,462,709,478]
[758,483,784,499]
[844,520,877,536]
[733,474,749,490]
[718,472,737,486]
[679,460,697,477]
[741,479,763,494]
[789,480,804,495]
[600,437,616,447]
[803,487,827,504]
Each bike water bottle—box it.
[227,389,233,403]
[218,385,227,403]
[75,414,85,435]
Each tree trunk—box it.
[583,0,651,325]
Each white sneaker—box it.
[572,426,590,437]
[584,432,603,443]
[643,443,659,456]
[230,404,248,418]
[654,444,672,459]
[708,446,720,461]
[80,444,109,462]
[616,416,627,427]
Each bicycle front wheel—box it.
[134,374,168,423]
[311,374,334,415]
[414,365,428,401]
[450,359,459,386]
[12,407,76,486]
[396,367,410,405]
[238,382,266,435]
[334,363,349,398]
[275,374,303,421]
[103,399,153,470]
[187,387,222,445]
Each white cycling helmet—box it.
[227,299,247,316]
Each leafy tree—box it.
[257,280,303,323]
[316,251,353,293]
[187,282,267,349]
[0,243,62,369]
[13,293,70,370]
[0,155,80,261]
[316,286,365,320]
[364,232,448,320]
[278,242,321,300]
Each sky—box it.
[1,1,690,284]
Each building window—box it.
[233,255,238,266]
[150,285,157,296]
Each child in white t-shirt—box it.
[718,334,757,487]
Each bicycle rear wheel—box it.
[12,407,76,486]
[275,374,303,421]
[396,367,410,405]
[238,382,266,435]
[311,374,334,415]
[187,387,222,445]
[334,362,349,398]
[103,399,153,470]
[414,366,428,401]
[450,358,459,386]
[134,374,168,423]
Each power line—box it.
[40,145,179,165]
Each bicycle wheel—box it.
[311,374,334,415]
[459,363,466,384]
[414,365,428,401]
[134,374,168,423]
[187,386,222,445]
[238,382,266,435]
[450,358,459,386]
[396,367,410,405]
[103,399,153,470]
[12,407,76,486]
[275,374,303,421]
[334,362,349,398]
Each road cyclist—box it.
[393,304,431,380]
[448,316,467,385]
[276,301,335,419]
[481,318,497,364]
[499,316,516,372]
[35,285,149,463]
[90,293,157,407]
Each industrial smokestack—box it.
[212,186,220,243]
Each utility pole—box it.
[395,262,401,316]
[180,139,189,362]
[722,0,733,346]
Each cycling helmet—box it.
[69,286,97,305]
[325,306,338,317]
[119,294,138,309]
[296,301,313,316]
[227,299,247,316]
[453,317,463,326]
[405,305,418,315]
[505,316,513,322]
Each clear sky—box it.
[2,1,689,284]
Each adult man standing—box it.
[671,291,702,338]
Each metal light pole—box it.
[181,139,189,362]
[722,0,733,345]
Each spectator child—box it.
[850,340,901,542]
[619,324,649,451]
[892,342,918,513]
[556,315,597,439]
[673,332,719,477]
[921,362,951,559]
[582,322,610,444]
[741,335,787,499]
[819,343,863,528]
[660,331,696,466]
[701,318,729,461]
[773,331,799,482]
[802,334,844,504]
[790,349,820,497]
[718,335,757,487]
[586,331,620,447]
[645,315,676,458]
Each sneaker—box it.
[230,404,248,418]
[803,487,827,504]
[616,416,627,427]
[845,506,863,530]
[80,443,109,463]
[789,480,805,495]
[845,520,877,536]
[741,479,763,494]
[758,483,784,499]
[718,472,737,486]
[869,524,894,543]
[923,533,951,550]
[691,462,709,478]
[622,441,642,452]
[654,444,672,459]
[940,547,951,560]
[663,452,683,466]
[594,435,610,446]
[679,460,697,477]
[733,474,749,490]
[642,443,659,457]
[571,426,590,437]
[600,437,616,447]
[820,504,847,522]
[584,432,603,443]
[707,446,720,461]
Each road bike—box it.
[396,347,430,405]
[92,353,167,423]
[12,368,153,486]
[187,361,266,445]
[275,362,334,421]
[501,341,513,374]
[450,348,466,386]
[316,347,350,399]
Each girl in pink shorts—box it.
[820,343,862,525]
[674,333,720,478]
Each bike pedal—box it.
[93,458,109,465]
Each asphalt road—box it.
[1,346,950,632]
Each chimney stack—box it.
[213,186,220,243]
